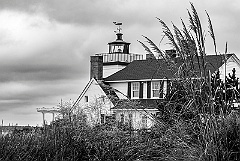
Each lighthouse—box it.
[90,23,143,80]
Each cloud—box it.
[0,0,240,126]
[0,10,91,81]
[0,10,93,125]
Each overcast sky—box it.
[0,0,240,126]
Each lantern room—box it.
[108,32,130,54]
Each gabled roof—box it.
[76,78,117,106]
[97,80,120,105]
[77,78,96,103]
[104,54,234,81]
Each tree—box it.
[54,99,87,128]
[211,68,240,113]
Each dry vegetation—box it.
[1,3,240,161]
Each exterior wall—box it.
[113,109,158,129]
[218,58,240,82]
[78,79,114,126]
[109,80,168,99]
[143,82,147,98]
[103,65,126,78]
[163,80,167,98]
[109,82,128,99]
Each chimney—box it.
[90,55,103,80]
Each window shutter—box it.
[127,82,131,98]
[147,81,151,98]
[139,82,143,98]
[167,79,171,97]
[159,80,164,98]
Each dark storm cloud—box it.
[0,0,39,11]
[0,63,80,82]
[0,0,118,25]
[0,9,92,125]
[0,43,89,83]
[0,78,83,114]
[0,0,239,30]
[0,0,172,27]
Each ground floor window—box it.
[129,113,133,127]
[120,114,124,124]
[142,115,147,129]
[101,114,105,124]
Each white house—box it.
[76,25,240,129]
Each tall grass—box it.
[139,2,240,161]
[1,3,240,161]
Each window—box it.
[85,96,88,102]
[129,113,133,127]
[132,82,140,98]
[110,44,124,53]
[112,114,116,120]
[142,115,147,129]
[106,114,115,124]
[100,95,105,103]
[152,82,160,98]
[152,81,164,98]
[101,114,105,124]
[120,114,124,124]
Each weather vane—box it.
[113,22,122,33]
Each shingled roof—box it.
[97,80,120,105]
[112,99,159,109]
[104,54,234,81]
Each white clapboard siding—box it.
[103,65,126,78]
[218,57,240,81]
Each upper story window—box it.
[152,81,164,98]
[132,82,140,98]
[152,82,160,98]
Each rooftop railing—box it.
[96,53,143,63]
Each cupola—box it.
[90,22,143,80]
[108,22,130,54]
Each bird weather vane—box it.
[113,22,122,33]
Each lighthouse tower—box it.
[90,23,143,80]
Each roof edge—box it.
[111,108,158,111]
[76,78,96,105]
[104,78,171,83]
